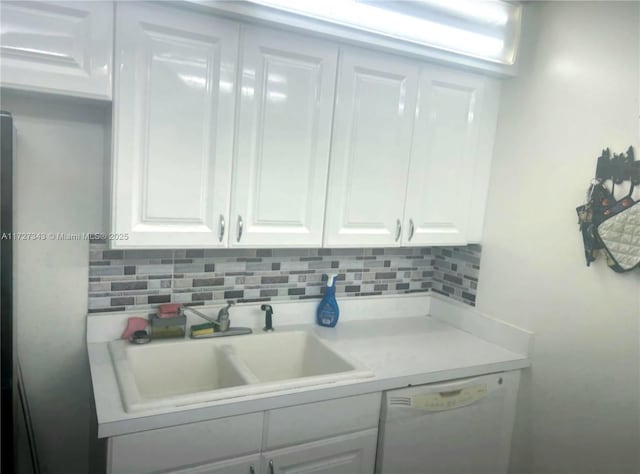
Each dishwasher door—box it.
[376,371,520,474]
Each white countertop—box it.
[87,294,532,438]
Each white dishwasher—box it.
[376,371,520,474]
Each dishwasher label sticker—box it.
[410,384,488,411]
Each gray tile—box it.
[136,264,173,275]
[307,260,336,270]
[193,277,224,287]
[271,249,313,257]
[112,281,147,291]
[215,261,248,272]
[175,263,205,273]
[261,275,289,284]
[89,266,123,277]
[88,297,110,309]
[124,249,173,259]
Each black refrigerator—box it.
[0,112,17,472]
[1,109,15,473]
[1,111,38,474]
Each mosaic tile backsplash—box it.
[431,246,481,305]
[88,242,481,313]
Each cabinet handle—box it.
[249,464,255,474]
[237,215,243,242]
[408,218,415,242]
[395,219,402,242]
[218,214,225,242]
[269,460,274,474]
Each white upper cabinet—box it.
[0,1,113,100]
[402,66,500,246]
[230,26,338,247]
[324,47,419,247]
[111,3,238,248]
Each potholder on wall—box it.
[594,192,640,272]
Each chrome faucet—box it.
[214,301,234,332]
[181,302,252,338]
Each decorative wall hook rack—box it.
[576,145,640,272]
[595,146,639,185]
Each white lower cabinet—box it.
[107,412,263,474]
[169,454,260,474]
[107,393,381,474]
[261,429,378,474]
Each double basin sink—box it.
[109,330,373,413]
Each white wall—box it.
[477,3,640,474]
[1,90,108,473]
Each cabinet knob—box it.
[237,215,244,242]
[408,218,415,242]
[218,214,225,243]
[395,219,402,242]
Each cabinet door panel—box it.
[403,66,497,246]
[324,47,418,247]
[0,1,112,99]
[231,27,337,247]
[168,454,261,474]
[262,429,377,474]
[112,3,237,248]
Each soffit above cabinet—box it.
[184,0,521,76]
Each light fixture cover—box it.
[247,0,522,65]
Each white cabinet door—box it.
[402,66,500,246]
[108,412,263,474]
[230,26,337,247]
[0,1,113,99]
[169,454,261,474]
[111,3,238,248]
[262,429,377,474]
[324,47,418,247]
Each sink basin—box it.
[109,330,373,413]
[228,331,369,388]
[109,339,257,412]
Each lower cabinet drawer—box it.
[108,412,263,474]
[263,393,382,450]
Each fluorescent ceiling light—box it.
[247,0,520,64]
[409,0,510,26]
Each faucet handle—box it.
[218,300,235,321]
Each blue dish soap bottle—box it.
[317,274,339,327]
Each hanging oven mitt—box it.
[594,189,640,272]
